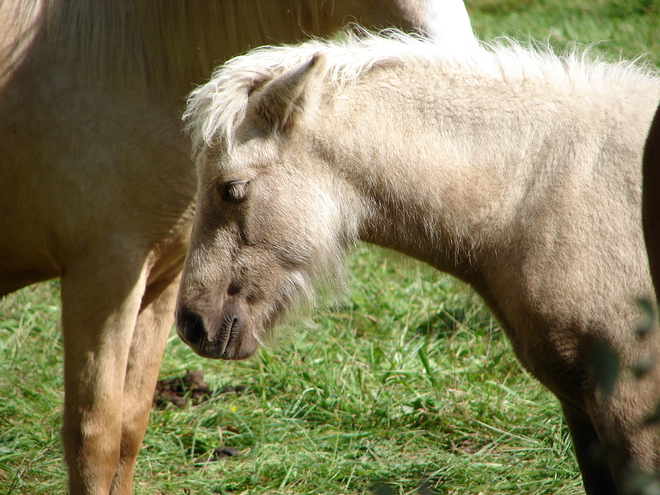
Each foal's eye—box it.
[220,180,250,203]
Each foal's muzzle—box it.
[176,298,257,360]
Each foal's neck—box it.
[318,76,520,280]
[317,64,655,285]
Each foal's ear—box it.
[254,53,326,133]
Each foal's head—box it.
[177,54,359,359]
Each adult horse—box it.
[179,32,660,494]
[0,2,477,494]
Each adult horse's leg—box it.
[60,247,151,495]
[110,266,184,494]
[642,103,660,298]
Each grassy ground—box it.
[2,1,659,494]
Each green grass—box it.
[469,0,660,61]
[2,2,659,494]
[2,251,578,495]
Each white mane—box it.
[185,29,659,153]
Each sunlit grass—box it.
[468,0,660,62]
[0,249,580,494]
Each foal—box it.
[178,32,660,494]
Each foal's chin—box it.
[189,335,258,360]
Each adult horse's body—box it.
[0,2,477,494]
[179,32,660,494]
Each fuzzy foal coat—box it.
[179,33,660,494]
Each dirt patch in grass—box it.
[152,370,211,408]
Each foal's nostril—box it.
[227,281,241,296]
[176,310,206,346]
